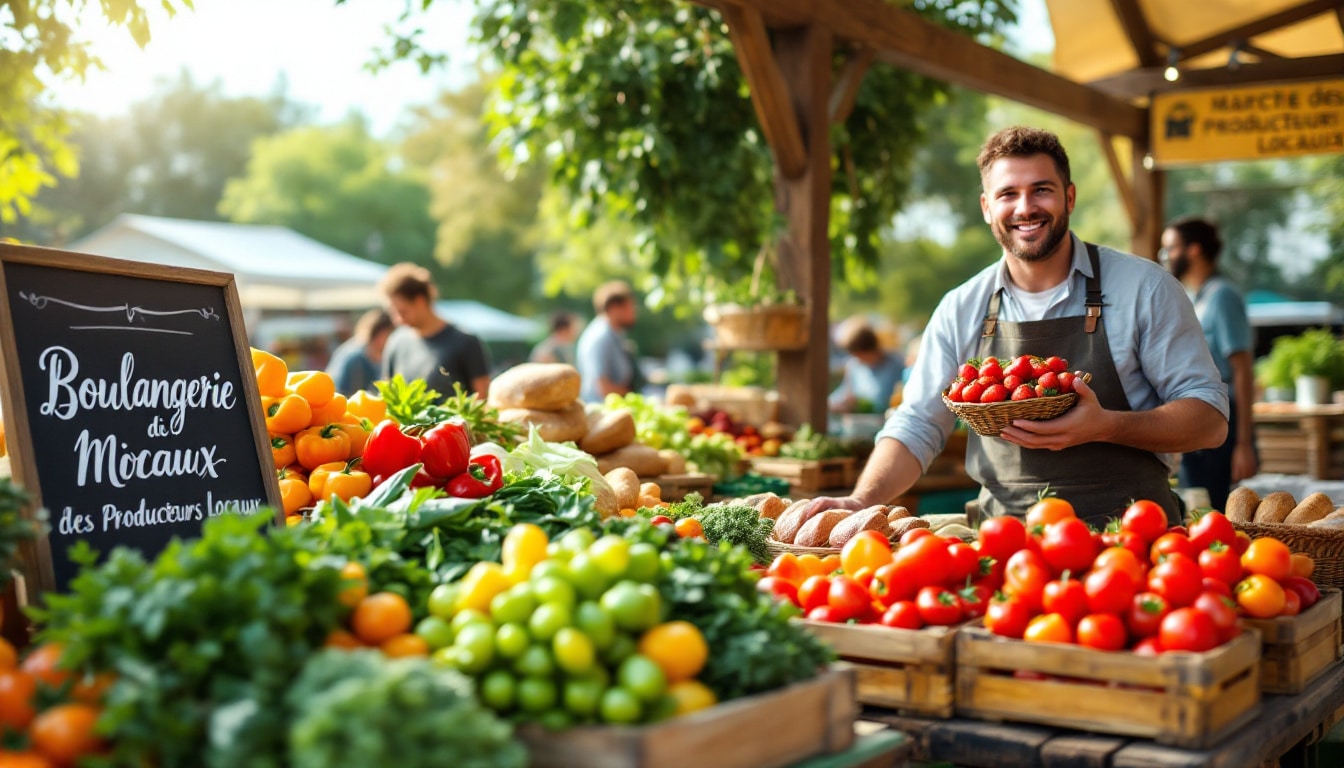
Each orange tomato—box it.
[339,561,369,608]
[324,629,364,649]
[0,751,56,768]
[1092,547,1146,584]
[380,633,430,658]
[21,644,69,690]
[277,468,313,516]
[1235,574,1286,618]
[70,672,116,706]
[767,553,805,585]
[820,554,842,575]
[1241,538,1292,581]
[1026,497,1076,530]
[0,639,16,671]
[295,424,351,470]
[638,621,708,682]
[287,370,336,408]
[797,554,827,579]
[674,518,704,539]
[841,531,893,575]
[28,703,104,767]
[1024,613,1073,644]
[322,466,372,503]
[1281,589,1302,617]
[0,670,37,731]
[1290,553,1315,579]
[351,592,413,646]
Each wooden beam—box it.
[706,0,1148,137]
[1174,0,1342,61]
[773,25,833,432]
[720,5,809,178]
[1336,6,1344,35]
[1090,54,1344,99]
[1240,43,1287,61]
[829,46,874,124]
[1129,131,1165,261]
[1108,0,1161,67]
[1097,131,1139,233]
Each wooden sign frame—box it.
[0,243,282,594]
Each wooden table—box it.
[791,724,912,768]
[1253,404,1344,480]
[864,658,1344,768]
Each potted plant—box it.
[702,243,808,351]
[1257,329,1344,407]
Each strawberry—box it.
[1057,371,1076,393]
[1038,371,1060,390]
[1004,374,1023,391]
[947,383,964,402]
[1011,384,1037,401]
[1035,384,1059,397]
[978,358,1004,381]
[961,381,987,403]
[1045,356,1068,374]
[1031,359,1051,378]
[980,384,1010,403]
[959,363,979,381]
[1005,356,1035,380]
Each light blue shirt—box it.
[1190,276,1252,388]
[830,353,904,412]
[576,316,632,403]
[877,234,1229,473]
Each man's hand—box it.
[999,376,1112,450]
[803,495,867,518]
[1232,443,1258,483]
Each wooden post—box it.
[1129,128,1166,260]
[773,24,833,431]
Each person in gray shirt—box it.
[576,281,642,402]
[379,262,491,397]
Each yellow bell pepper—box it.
[347,390,387,423]
[295,423,352,470]
[265,394,312,435]
[321,461,372,503]
[502,523,549,583]
[308,393,348,427]
[270,432,296,468]
[251,348,289,398]
[307,461,346,499]
[287,370,335,408]
[332,421,372,459]
[277,467,312,515]
[456,562,513,615]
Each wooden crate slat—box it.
[1243,590,1343,694]
[749,457,857,493]
[798,620,956,717]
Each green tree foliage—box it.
[1306,153,1344,295]
[220,117,435,265]
[0,0,190,224]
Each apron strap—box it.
[1084,242,1104,334]
[982,290,1002,337]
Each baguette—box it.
[1284,493,1335,525]
[795,510,848,548]
[828,508,889,548]
[1254,491,1297,524]
[1224,487,1259,523]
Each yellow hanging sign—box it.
[1151,79,1343,166]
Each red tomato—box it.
[900,528,935,547]
[895,536,953,589]
[1042,576,1089,624]
[1026,497,1076,530]
[649,514,674,526]
[1040,518,1097,575]
[1280,576,1321,609]
[1004,550,1051,612]
[1197,543,1244,586]
[1121,499,1169,543]
[1159,607,1219,652]
[1103,529,1149,561]
[1132,636,1164,656]
[1084,567,1137,615]
[1077,614,1127,651]
[807,605,840,622]
[1150,532,1198,565]
[916,586,964,626]
[978,516,1028,562]
[946,542,981,585]
[755,577,799,606]
[1024,613,1074,644]
[1232,531,1253,555]
[985,595,1032,639]
[1126,592,1171,638]
[1188,511,1236,551]
[798,575,833,613]
[958,584,991,619]
[766,553,805,585]
[1148,554,1203,607]
[827,576,873,621]
[1281,589,1302,617]
[1201,577,1233,598]
[880,601,924,630]
[1093,547,1146,584]
[1193,591,1242,643]
[1241,538,1292,581]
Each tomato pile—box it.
[944,354,1081,404]
[0,641,111,766]
[984,498,1321,653]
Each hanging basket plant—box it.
[703,241,809,351]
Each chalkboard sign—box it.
[0,244,281,593]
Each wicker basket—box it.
[1234,521,1344,592]
[766,538,841,558]
[943,373,1091,437]
[705,303,808,351]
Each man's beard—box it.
[992,210,1070,263]
[1168,254,1191,280]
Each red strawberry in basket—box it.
[1011,385,1037,401]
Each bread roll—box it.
[1308,512,1344,529]
[488,363,581,411]
[658,449,687,475]
[1225,487,1259,523]
[1284,493,1335,525]
[579,409,636,455]
[795,511,849,548]
[605,468,640,511]
[828,508,889,547]
[774,503,813,544]
[755,494,788,521]
[595,443,669,477]
[889,516,931,538]
[1254,491,1297,524]
[498,401,587,443]
[886,506,913,524]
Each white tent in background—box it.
[70,214,387,310]
[436,300,544,343]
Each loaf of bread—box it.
[579,409,636,455]
[1284,493,1335,525]
[604,467,640,511]
[488,363,582,411]
[886,506,913,524]
[755,494,788,521]
[889,516,931,538]
[1309,511,1344,529]
[595,443,669,478]
[498,401,587,443]
[795,511,848,548]
[1225,487,1259,523]
[828,507,889,547]
[1254,491,1297,524]
[773,502,813,544]
[658,449,687,475]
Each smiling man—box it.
[808,126,1229,525]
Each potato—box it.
[636,494,663,510]
[828,508,888,547]
[1225,487,1259,523]
[639,482,662,500]
[488,363,581,411]
[579,409,637,455]
[592,484,618,519]
[596,443,669,477]
[1284,493,1335,525]
[795,511,848,548]
[498,401,587,443]
[604,467,640,511]
[1254,491,1297,524]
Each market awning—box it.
[70,214,388,311]
[435,300,545,343]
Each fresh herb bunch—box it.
[656,494,773,564]
[377,376,524,445]
[32,513,350,768]
[780,424,850,461]
[605,518,834,701]
[0,478,44,583]
[287,649,526,768]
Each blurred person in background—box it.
[577,281,643,402]
[1161,217,1257,511]
[829,320,904,413]
[327,308,394,394]
[379,262,491,397]
[529,311,582,365]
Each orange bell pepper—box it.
[313,459,372,503]
[270,433,296,468]
[265,394,312,435]
[295,423,352,470]
[287,370,335,408]
[332,421,372,459]
[280,464,308,484]
[251,348,289,398]
[308,393,348,427]
[346,390,387,423]
[308,461,345,499]
[277,467,312,515]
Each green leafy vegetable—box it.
[473,428,613,502]
[377,375,523,445]
[0,478,45,584]
[780,424,850,460]
[654,494,772,564]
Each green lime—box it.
[532,575,577,610]
[427,583,460,620]
[552,627,596,675]
[415,616,455,650]
[600,581,662,632]
[495,622,530,659]
[431,646,462,668]
[617,654,667,702]
[545,542,574,563]
[588,535,631,577]
[479,669,516,712]
[567,552,612,600]
[562,676,605,719]
[513,644,556,678]
[626,542,662,583]
[528,601,572,642]
[575,601,616,651]
[517,677,558,714]
[453,623,496,674]
[599,686,643,724]
[529,559,573,582]
[559,528,596,553]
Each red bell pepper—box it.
[361,420,422,478]
[420,419,470,479]
[447,454,504,498]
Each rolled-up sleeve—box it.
[1138,270,1230,418]
[875,293,963,471]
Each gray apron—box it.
[967,243,1178,526]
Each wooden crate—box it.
[651,473,716,503]
[749,457,857,494]
[800,619,956,717]
[517,666,858,768]
[1243,589,1343,694]
[955,626,1261,749]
